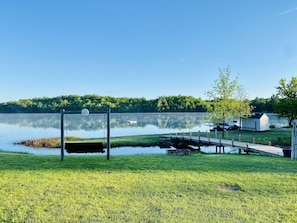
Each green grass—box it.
[80,134,162,148]
[184,128,292,147]
[1,152,297,222]
[19,128,293,150]
[19,135,162,148]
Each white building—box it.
[241,113,270,131]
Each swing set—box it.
[60,108,111,161]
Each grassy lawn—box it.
[19,128,293,149]
[183,128,292,147]
[1,152,297,222]
[18,135,162,149]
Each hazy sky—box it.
[0,0,296,102]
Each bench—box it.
[65,142,105,153]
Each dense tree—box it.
[0,91,281,114]
[0,95,209,113]
[275,76,297,126]
[250,95,279,113]
[206,66,252,134]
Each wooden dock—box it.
[162,134,285,156]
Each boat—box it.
[126,119,137,124]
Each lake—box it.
[0,112,287,155]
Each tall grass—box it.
[1,152,297,222]
[18,135,161,148]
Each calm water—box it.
[0,112,287,155]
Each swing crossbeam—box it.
[65,142,104,154]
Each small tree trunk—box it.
[288,118,293,127]
[222,113,225,138]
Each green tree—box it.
[275,76,297,126]
[157,97,170,112]
[206,66,252,135]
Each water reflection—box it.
[0,112,287,155]
[0,112,208,131]
[0,113,209,155]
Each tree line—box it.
[1,68,295,127]
[0,95,211,113]
[0,94,282,114]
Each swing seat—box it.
[65,142,105,153]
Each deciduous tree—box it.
[275,76,297,126]
[206,66,252,135]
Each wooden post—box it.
[60,109,65,161]
[107,108,110,160]
[226,131,228,140]
[232,139,234,147]
[207,132,210,143]
[219,136,222,153]
[239,134,241,142]
[215,129,217,138]
[292,120,297,160]
[253,138,255,144]
[198,130,200,142]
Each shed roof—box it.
[250,112,265,119]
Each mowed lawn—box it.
[1,152,297,223]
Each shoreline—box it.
[16,128,292,150]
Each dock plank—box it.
[163,135,284,156]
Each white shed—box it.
[241,113,270,131]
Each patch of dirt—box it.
[218,184,242,192]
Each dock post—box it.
[239,134,241,142]
[215,129,217,138]
[232,139,234,147]
[246,143,249,154]
[292,120,297,160]
[253,138,255,144]
[198,130,200,142]
[219,136,223,153]
[226,131,228,140]
[207,132,210,143]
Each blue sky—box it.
[0,0,296,102]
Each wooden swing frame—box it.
[60,108,111,161]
